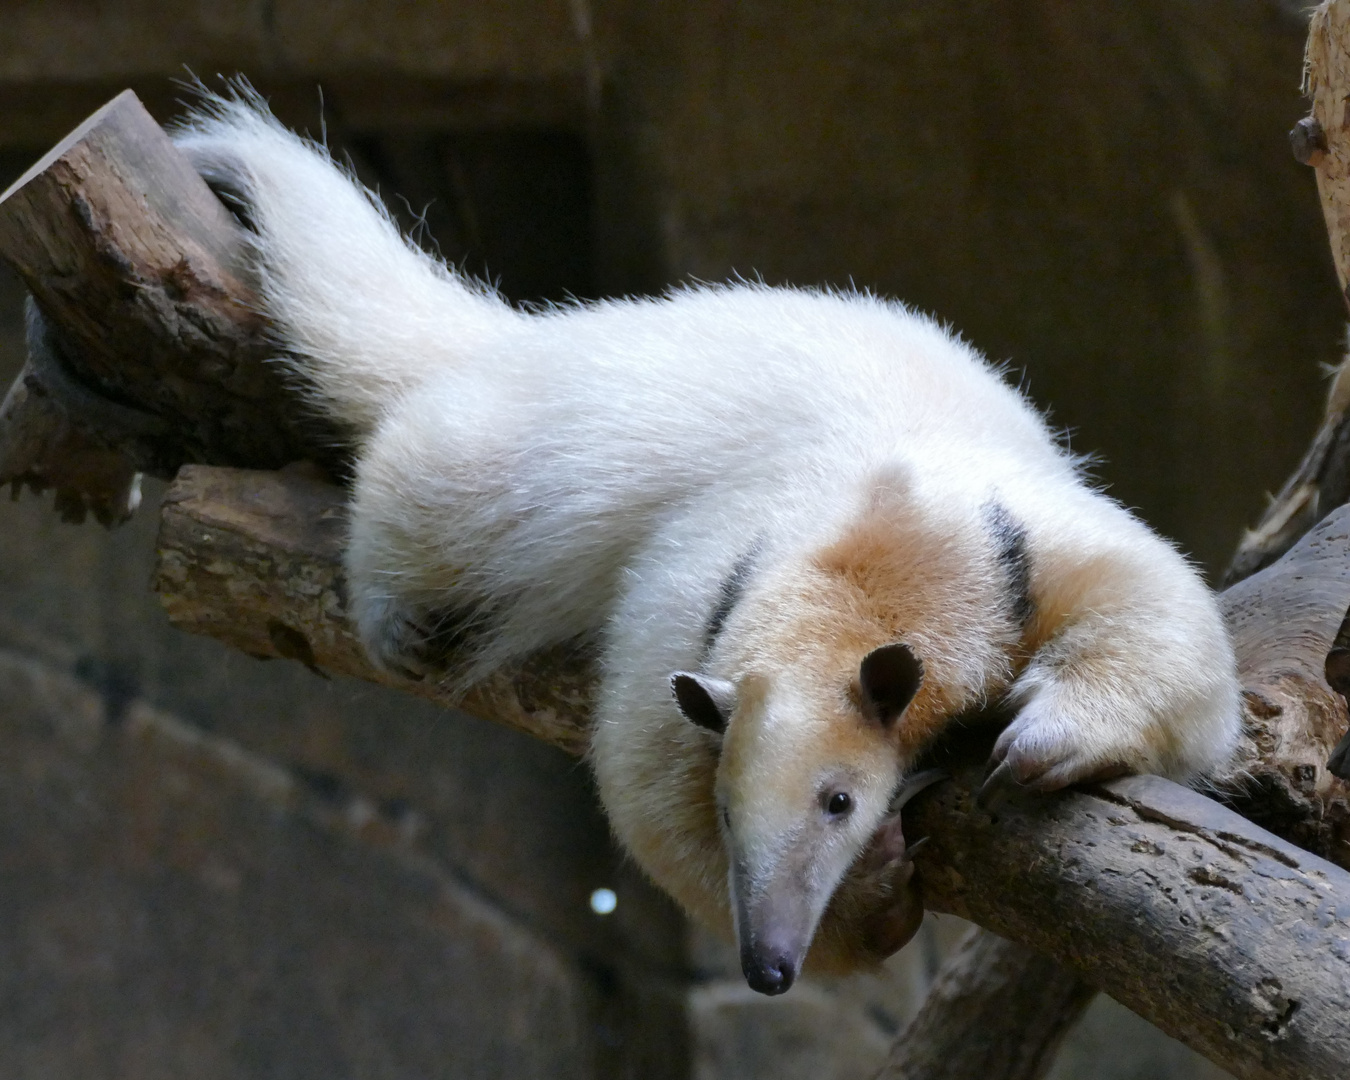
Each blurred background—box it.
[0,2,1338,1077]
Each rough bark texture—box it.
[154,465,595,756]
[1216,506,1350,840]
[0,351,141,526]
[907,771,1350,1080]
[878,931,1096,1080]
[0,90,329,496]
[156,467,1350,852]
[152,465,1350,1080]
[1225,0,1350,584]
[884,492,1350,1080]
[1308,1,1350,308]
[1221,358,1350,585]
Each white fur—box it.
[174,93,1242,968]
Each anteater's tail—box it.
[174,85,515,442]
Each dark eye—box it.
[721,807,731,829]
[826,792,853,818]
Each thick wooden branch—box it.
[155,464,594,755]
[1225,0,1350,585]
[0,319,142,526]
[908,774,1350,1080]
[155,467,1350,855]
[1307,1,1350,309]
[0,89,339,513]
[879,930,1095,1080]
[152,464,1350,1080]
[6,83,1350,1080]
[1221,359,1350,585]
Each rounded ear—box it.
[859,643,924,728]
[670,672,737,734]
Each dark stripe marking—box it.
[703,543,761,660]
[984,501,1033,627]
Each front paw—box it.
[984,677,1149,798]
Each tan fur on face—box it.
[718,673,897,862]
[595,480,1039,963]
[719,482,1025,762]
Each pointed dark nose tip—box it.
[741,947,797,996]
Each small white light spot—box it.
[589,887,618,915]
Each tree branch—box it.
[153,465,1350,1080]
[1225,1,1350,586]
[154,464,594,755]
[878,930,1095,1080]
[5,84,1350,1080]
[0,89,341,504]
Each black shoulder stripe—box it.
[702,543,761,660]
[984,502,1033,628]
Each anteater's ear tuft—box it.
[671,672,736,734]
[859,643,924,728]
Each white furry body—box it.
[176,98,1241,972]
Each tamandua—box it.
[175,90,1240,995]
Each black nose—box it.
[741,946,797,996]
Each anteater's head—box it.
[671,642,929,995]
[669,480,1023,993]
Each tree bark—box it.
[154,464,595,755]
[152,463,1350,1080]
[0,89,337,505]
[903,482,1350,1080]
[5,78,1350,1080]
[0,302,145,525]
[1225,1,1350,585]
[877,931,1095,1080]
[906,773,1350,1080]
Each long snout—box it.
[735,886,815,996]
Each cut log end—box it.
[0,90,138,205]
[0,89,340,498]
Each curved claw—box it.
[898,834,929,864]
[888,768,948,813]
[976,759,1020,809]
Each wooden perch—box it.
[0,301,146,525]
[0,89,340,520]
[882,930,1100,1080]
[159,464,1350,845]
[5,72,1350,1080]
[1226,1,1350,586]
[909,770,1350,1079]
[155,464,595,756]
[152,463,1350,1080]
